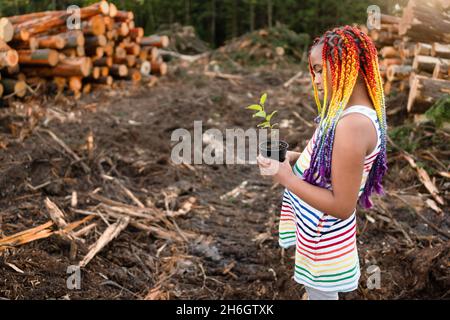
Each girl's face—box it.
[310,44,332,100]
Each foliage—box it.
[246,93,278,130]
[425,95,450,128]
[388,124,419,154]
[0,0,400,48]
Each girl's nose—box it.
[314,74,322,88]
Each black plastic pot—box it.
[259,140,289,162]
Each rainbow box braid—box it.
[304,25,388,209]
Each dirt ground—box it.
[0,61,448,300]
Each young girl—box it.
[257,26,388,300]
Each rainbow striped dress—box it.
[279,105,382,292]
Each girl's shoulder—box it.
[335,111,380,156]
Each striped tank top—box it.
[279,105,382,292]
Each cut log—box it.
[88,75,113,85]
[7,11,58,25]
[85,46,104,58]
[369,28,400,46]
[79,1,110,19]
[1,78,27,97]
[0,2,171,100]
[82,83,92,94]
[380,14,401,25]
[13,29,30,42]
[139,61,151,76]
[380,46,399,59]
[0,40,19,67]
[69,76,82,93]
[106,30,117,41]
[413,55,450,74]
[151,60,167,75]
[14,13,70,37]
[433,61,450,79]
[139,48,148,60]
[109,3,118,17]
[149,47,159,63]
[387,65,413,82]
[115,11,134,22]
[432,43,450,59]
[0,18,14,43]
[82,15,106,36]
[129,28,144,40]
[110,64,128,77]
[116,22,129,37]
[62,31,85,48]
[8,36,39,51]
[119,38,130,47]
[22,57,92,77]
[399,0,450,43]
[103,42,114,56]
[63,47,84,58]
[126,68,142,82]
[141,35,169,48]
[93,56,113,67]
[115,46,127,59]
[407,74,450,112]
[85,35,107,47]
[101,67,109,77]
[124,43,140,55]
[36,34,66,49]
[92,67,101,79]
[114,55,135,67]
[18,49,59,66]
[398,41,416,60]
[380,58,402,68]
[414,43,432,56]
[104,16,114,31]
[126,55,136,67]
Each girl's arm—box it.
[258,114,371,220]
[286,150,301,165]
[286,136,313,165]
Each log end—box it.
[109,3,118,17]
[100,0,110,15]
[0,17,14,43]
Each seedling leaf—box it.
[267,111,277,121]
[257,121,270,128]
[253,111,266,118]
[246,104,263,111]
[260,93,267,106]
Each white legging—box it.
[305,286,339,300]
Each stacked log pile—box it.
[367,0,450,113]
[0,1,169,100]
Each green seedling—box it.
[246,93,278,132]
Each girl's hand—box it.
[256,155,294,186]
[286,150,301,165]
